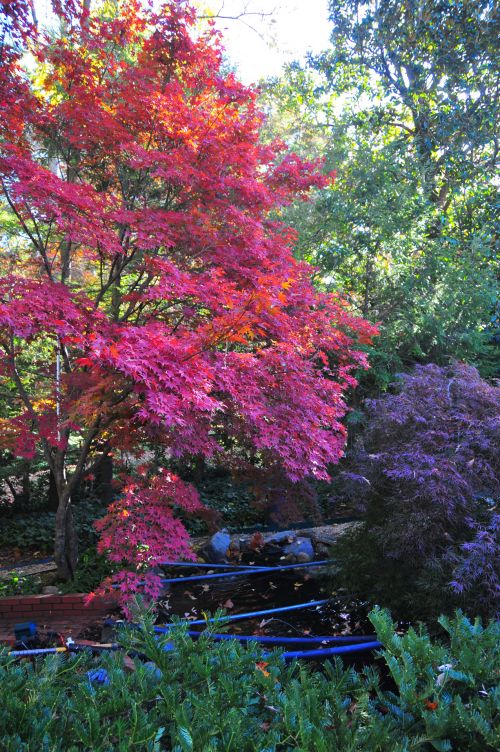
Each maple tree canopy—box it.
[0,0,376,602]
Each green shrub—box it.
[0,608,497,751]
[188,475,263,534]
[0,571,42,597]
[57,546,113,594]
[0,500,108,553]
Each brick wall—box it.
[0,593,120,645]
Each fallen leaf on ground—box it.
[255,661,270,677]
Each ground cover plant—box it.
[0,498,107,553]
[0,0,375,604]
[0,607,498,751]
[0,570,42,597]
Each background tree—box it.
[261,0,499,387]
[0,0,374,592]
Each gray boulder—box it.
[204,530,231,563]
[264,531,295,545]
[283,536,314,562]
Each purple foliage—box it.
[451,514,500,610]
[345,363,500,612]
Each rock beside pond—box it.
[310,522,362,549]
[194,521,359,564]
[203,529,232,563]
[264,531,295,545]
[283,536,315,563]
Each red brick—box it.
[61,595,86,604]
[14,597,41,606]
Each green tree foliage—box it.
[261,0,499,387]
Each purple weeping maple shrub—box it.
[342,363,499,616]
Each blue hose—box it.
[157,559,333,586]
[114,559,334,589]
[153,598,329,630]
[156,635,382,660]
[186,631,378,645]
[282,641,382,660]
[8,637,381,662]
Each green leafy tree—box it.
[261,0,499,386]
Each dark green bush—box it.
[0,608,497,751]
[0,499,108,553]
[57,546,113,594]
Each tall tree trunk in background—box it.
[54,493,78,580]
[51,442,79,580]
[53,460,78,580]
[95,454,114,504]
[47,469,59,511]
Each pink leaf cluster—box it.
[93,471,201,610]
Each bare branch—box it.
[198,2,277,42]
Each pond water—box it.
[156,564,379,641]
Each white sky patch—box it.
[206,0,331,83]
[33,0,332,84]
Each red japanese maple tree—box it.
[0,1,376,599]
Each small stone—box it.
[283,536,314,562]
[296,552,312,563]
[204,529,232,563]
[42,585,60,595]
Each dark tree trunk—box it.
[53,452,78,580]
[95,454,114,504]
[21,461,30,505]
[54,492,78,580]
[47,469,59,511]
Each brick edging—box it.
[0,592,120,638]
